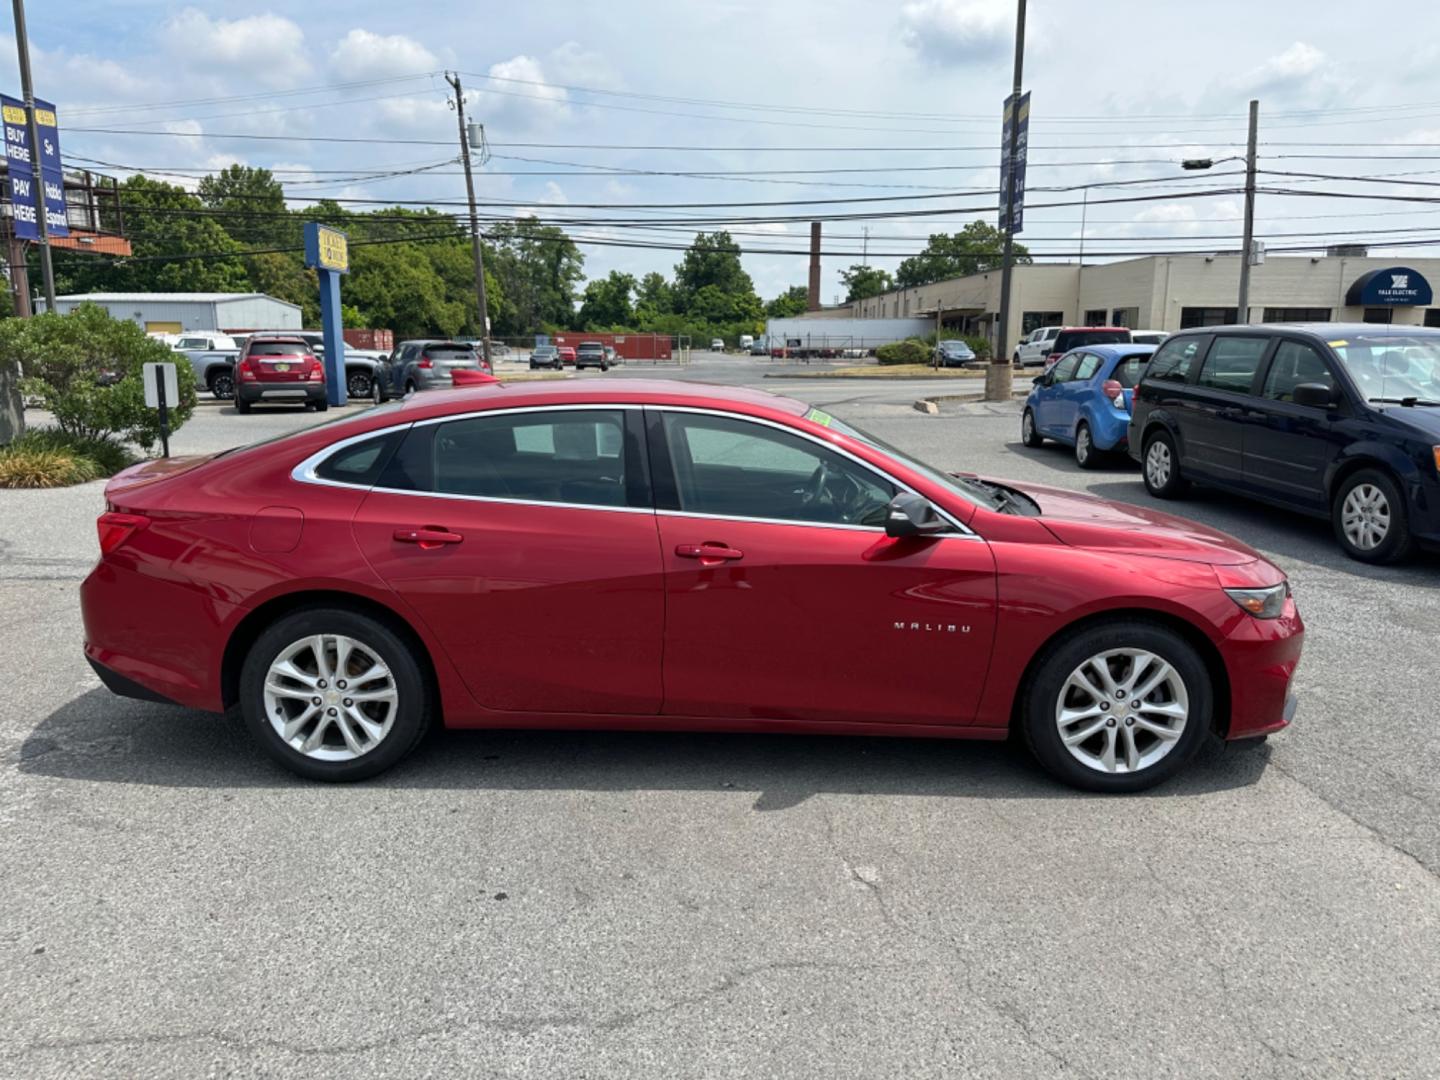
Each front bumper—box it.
[1218,598,1305,740]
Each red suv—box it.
[80,380,1302,792]
[235,334,327,414]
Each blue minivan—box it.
[1022,344,1156,468]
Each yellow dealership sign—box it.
[304,223,349,274]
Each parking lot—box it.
[2,361,1438,1078]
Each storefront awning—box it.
[1345,267,1433,306]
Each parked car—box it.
[1128,323,1440,564]
[1131,330,1170,346]
[557,346,577,367]
[739,334,754,351]
[530,345,563,370]
[234,334,327,414]
[240,330,385,400]
[710,338,725,352]
[575,341,611,371]
[1038,328,1132,371]
[1022,345,1156,468]
[1015,326,1061,365]
[603,346,620,367]
[184,348,240,400]
[934,340,978,368]
[378,340,492,398]
[82,380,1302,792]
[750,337,769,356]
[174,332,239,353]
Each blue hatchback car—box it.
[1021,344,1156,468]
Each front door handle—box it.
[394,526,464,549]
[675,541,744,563]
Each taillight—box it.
[97,512,149,555]
[306,355,325,381]
[1102,379,1126,407]
[239,357,257,381]
[417,357,434,369]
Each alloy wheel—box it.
[347,371,372,399]
[1145,440,1171,488]
[1054,648,1189,774]
[263,634,398,762]
[1023,412,1035,441]
[1341,483,1390,551]
[1076,426,1091,464]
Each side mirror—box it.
[884,493,951,538]
[1293,382,1339,408]
[1032,375,1046,387]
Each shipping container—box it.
[344,328,394,352]
[551,331,673,361]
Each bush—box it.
[8,427,137,473]
[876,338,931,365]
[0,446,100,488]
[0,304,198,451]
[962,335,994,360]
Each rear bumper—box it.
[1218,599,1305,740]
[237,382,327,404]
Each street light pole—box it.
[988,0,1026,402]
[444,72,493,366]
[11,0,55,312]
[1237,99,1259,324]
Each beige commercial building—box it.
[846,255,1440,352]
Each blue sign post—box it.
[303,222,350,407]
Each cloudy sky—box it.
[14,1,1440,301]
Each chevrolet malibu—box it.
[81,381,1303,792]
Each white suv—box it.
[1015,326,1061,366]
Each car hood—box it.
[1002,479,1264,566]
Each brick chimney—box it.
[807,222,821,311]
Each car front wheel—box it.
[239,608,432,781]
[1333,468,1414,564]
[1021,408,1044,448]
[1022,620,1212,793]
[1142,430,1188,498]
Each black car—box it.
[1127,323,1440,563]
[575,341,611,371]
[529,345,563,370]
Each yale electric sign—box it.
[304,224,349,274]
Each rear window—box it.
[423,346,478,360]
[1112,354,1150,388]
[1055,330,1129,351]
[249,341,309,356]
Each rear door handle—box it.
[394,527,464,549]
[675,542,744,562]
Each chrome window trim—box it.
[290,401,979,539]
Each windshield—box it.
[804,408,1005,513]
[1328,332,1440,403]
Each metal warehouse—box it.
[50,292,302,334]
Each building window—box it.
[1111,307,1139,328]
[1084,309,1108,326]
[1363,307,1393,325]
[1021,311,1064,334]
[1180,307,1238,329]
[1426,309,1440,328]
[1263,307,1331,323]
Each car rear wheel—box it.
[346,369,372,399]
[1142,430,1188,498]
[1022,620,1212,793]
[1075,422,1102,469]
[209,372,235,400]
[235,397,251,414]
[1021,408,1044,448]
[1332,468,1414,564]
[239,608,432,781]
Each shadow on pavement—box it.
[1001,440,1139,474]
[19,687,1272,807]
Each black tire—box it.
[239,607,432,781]
[1021,408,1044,448]
[1331,467,1415,564]
[600,363,609,372]
[209,372,235,400]
[1075,421,1102,470]
[404,380,417,395]
[314,399,329,413]
[371,377,384,406]
[1021,619,1213,793]
[346,369,372,399]
[235,397,252,414]
[1141,428,1189,498]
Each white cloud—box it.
[330,29,440,80]
[163,9,311,88]
[898,0,1012,66]
[475,55,570,124]
[1234,41,1349,106]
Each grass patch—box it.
[0,428,136,489]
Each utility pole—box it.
[11,0,54,312]
[1237,99,1259,324]
[445,72,492,366]
[862,225,870,265]
[989,0,1026,402]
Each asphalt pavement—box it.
[1,356,1437,1078]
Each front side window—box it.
[1049,354,1081,382]
[1196,336,1268,394]
[431,409,629,507]
[1262,341,1335,403]
[661,412,895,528]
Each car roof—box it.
[1070,343,1157,359]
[1169,322,1440,340]
[1057,326,1127,333]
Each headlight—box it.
[1225,582,1289,619]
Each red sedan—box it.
[81,380,1303,791]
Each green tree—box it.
[839,264,894,302]
[673,231,760,315]
[765,285,810,318]
[487,218,585,333]
[344,242,467,339]
[578,271,637,329]
[246,252,319,325]
[633,272,674,325]
[197,165,292,247]
[894,222,1030,288]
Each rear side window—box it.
[1074,354,1102,381]
[314,430,405,486]
[1145,336,1208,383]
[1197,336,1268,394]
[430,409,629,508]
[1263,341,1335,402]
